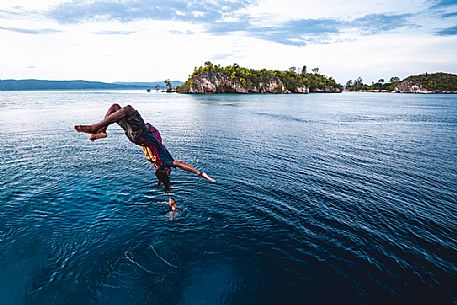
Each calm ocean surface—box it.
[0,91,456,305]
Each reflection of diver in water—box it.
[161,197,178,220]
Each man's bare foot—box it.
[74,125,97,134]
[89,132,107,141]
[201,172,216,183]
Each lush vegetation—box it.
[402,73,457,92]
[177,62,343,93]
[345,73,457,92]
[345,76,400,92]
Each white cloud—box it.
[246,0,428,22]
[0,0,456,83]
[0,0,65,10]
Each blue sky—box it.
[1,0,457,83]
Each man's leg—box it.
[75,104,134,135]
[172,160,216,183]
[88,104,121,141]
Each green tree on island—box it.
[390,76,400,83]
[346,76,399,91]
[164,79,173,92]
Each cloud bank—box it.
[0,0,456,82]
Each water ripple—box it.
[1,91,456,305]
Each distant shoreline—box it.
[3,72,457,94]
[342,90,457,94]
[0,79,182,91]
[0,88,149,92]
[345,72,457,94]
[2,88,456,94]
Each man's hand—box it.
[201,172,216,183]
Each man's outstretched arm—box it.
[172,160,216,183]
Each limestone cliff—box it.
[179,72,308,94]
[394,80,429,93]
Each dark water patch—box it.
[254,111,316,123]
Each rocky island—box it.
[394,73,457,93]
[345,72,457,93]
[176,62,342,94]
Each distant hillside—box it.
[395,73,457,93]
[345,72,457,93]
[0,79,182,91]
[177,62,342,94]
[113,81,183,88]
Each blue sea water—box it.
[0,91,456,305]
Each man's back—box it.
[145,123,162,144]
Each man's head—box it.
[155,167,171,191]
[168,197,177,210]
